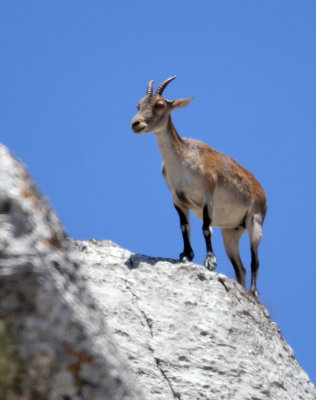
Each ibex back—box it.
[131,77,267,296]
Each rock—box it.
[0,144,145,400]
[73,239,316,400]
[1,142,315,400]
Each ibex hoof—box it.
[204,253,217,271]
[180,251,194,262]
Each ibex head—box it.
[131,76,193,134]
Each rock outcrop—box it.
[73,239,316,400]
[0,142,315,400]
[0,145,145,400]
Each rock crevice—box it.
[126,271,179,399]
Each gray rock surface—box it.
[1,142,315,400]
[73,239,316,400]
[0,144,145,400]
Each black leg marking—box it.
[203,204,217,271]
[250,247,259,296]
[203,205,213,253]
[174,204,194,262]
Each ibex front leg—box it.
[174,204,194,262]
[203,203,217,271]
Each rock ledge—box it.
[74,238,316,400]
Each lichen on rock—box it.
[0,324,22,400]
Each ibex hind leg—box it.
[248,213,264,297]
[222,227,247,288]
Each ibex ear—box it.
[168,97,194,110]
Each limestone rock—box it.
[73,239,316,400]
[1,142,315,400]
[0,144,145,400]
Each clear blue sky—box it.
[1,0,315,384]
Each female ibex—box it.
[131,77,267,296]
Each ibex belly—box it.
[164,165,249,229]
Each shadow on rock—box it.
[125,254,180,269]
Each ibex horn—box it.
[146,80,154,96]
[156,76,176,95]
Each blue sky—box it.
[1,1,315,384]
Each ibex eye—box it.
[155,102,164,109]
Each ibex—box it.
[131,77,267,296]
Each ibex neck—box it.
[153,116,184,161]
